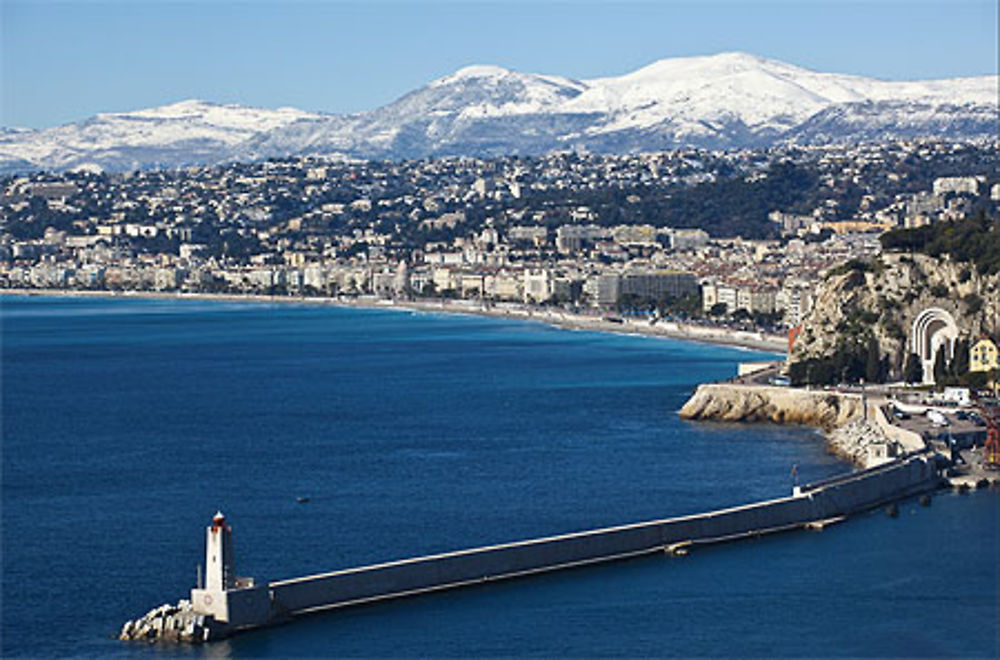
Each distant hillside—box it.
[2,52,997,173]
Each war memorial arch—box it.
[911,307,958,385]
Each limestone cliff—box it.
[790,253,1000,377]
[679,383,863,430]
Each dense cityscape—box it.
[2,139,997,333]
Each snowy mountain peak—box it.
[603,51,803,82]
[430,63,587,94]
[383,64,588,123]
[2,52,996,174]
[434,64,516,84]
[95,99,323,127]
[94,99,213,120]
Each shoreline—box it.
[0,287,788,354]
[679,381,938,470]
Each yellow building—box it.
[969,337,999,373]
[824,219,896,235]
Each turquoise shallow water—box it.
[1,295,997,658]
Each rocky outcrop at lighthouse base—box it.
[679,384,863,430]
[119,599,225,643]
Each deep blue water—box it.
[1,295,997,658]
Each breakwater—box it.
[122,450,942,643]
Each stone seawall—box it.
[679,383,863,430]
[267,452,939,620]
[121,450,942,644]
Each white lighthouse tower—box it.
[191,511,270,627]
[205,511,234,591]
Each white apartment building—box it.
[485,271,522,300]
[523,268,552,303]
[932,176,982,196]
[669,229,710,251]
[702,281,777,316]
[779,285,816,327]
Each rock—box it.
[824,417,898,467]
[680,384,901,468]
[790,253,1000,376]
[679,383,863,430]
[121,597,222,645]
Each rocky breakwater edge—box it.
[679,383,900,468]
[119,599,225,643]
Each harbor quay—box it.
[121,451,942,644]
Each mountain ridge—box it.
[2,52,997,173]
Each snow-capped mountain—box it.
[0,100,326,174]
[3,53,997,173]
[556,53,997,146]
[235,65,592,161]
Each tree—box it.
[950,338,970,379]
[731,308,752,323]
[709,302,728,317]
[865,337,882,383]
[617,293,645,313]
[963,293,982,315]
[832,338,865,383]
[932,349,948,387]
[790,357,836,386]
[903,352,923,384]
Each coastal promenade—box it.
[0,288,788,352]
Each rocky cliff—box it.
[679,383,863,430]
[790,252,1000,377]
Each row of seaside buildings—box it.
[4,252,823,327]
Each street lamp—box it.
[860,378,867,422]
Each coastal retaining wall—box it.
[870,403,926,453]
[268,452,939,617]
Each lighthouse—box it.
[205,511,234,591]
[190,512,270,627]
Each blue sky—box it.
[2,0,997,129]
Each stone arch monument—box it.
[911,307,958,385]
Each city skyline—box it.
[3,0,998,129]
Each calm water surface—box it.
[2,295,997,658]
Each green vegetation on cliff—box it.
[880,214,1000,275]
[789,335,887,387]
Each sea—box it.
[1,294,997,659]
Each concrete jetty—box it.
[120,451,943,644]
